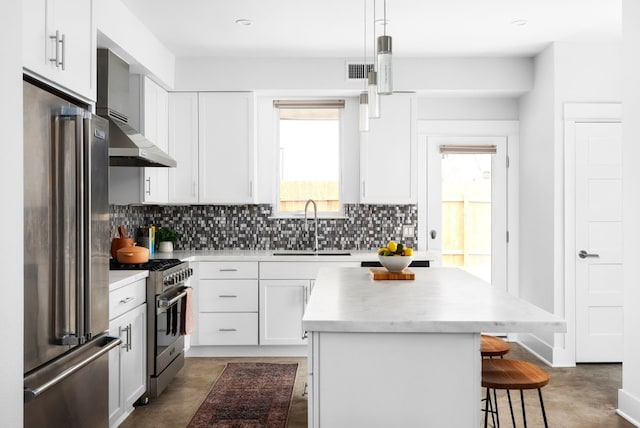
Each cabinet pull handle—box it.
[302,331,308,340]
[145,177,151,195]
[249,180,253,198]
[193,180,197,197]
[218,295,238,298]
[60,33,66,70]
[49,30,61,67]
[219,328,237,332]
[119,296,134,304]
[362,181,366,198]
[219,268,238,272]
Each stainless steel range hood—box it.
[96,49,176,167]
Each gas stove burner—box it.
[109,258,183,271]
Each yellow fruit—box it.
[404,248,414,256]
[377,247,388,255]
[387,241,397,253]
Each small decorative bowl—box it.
[378,254,413,272]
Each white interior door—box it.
[575,122,623,363]
[426,136,507,291]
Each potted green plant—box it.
[155,227,178,252]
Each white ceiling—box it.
[119,0,621,59]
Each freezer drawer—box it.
[24,335,121,428]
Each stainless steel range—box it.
[110,258,193,401]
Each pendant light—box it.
[377,0,392,95]
[367,0,381,118]
[359,0,369,132]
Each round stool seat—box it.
[482,358,549,390]
[481,334,510,357]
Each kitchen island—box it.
[302,267,566,428]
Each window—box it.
[274,100,344,215]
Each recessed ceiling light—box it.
[235,19,253,27]
[511,19,528,27]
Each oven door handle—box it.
[157,287,190,309]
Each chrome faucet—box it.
[304,199,319,252]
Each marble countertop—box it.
[158,249,435,263]
[302,267,567,334]
[109,270,149,291]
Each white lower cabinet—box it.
[197,261,259,346]
[258,261,359,347]
[259,280,310,345]
[109,280,147,428]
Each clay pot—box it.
[111,237,134,259]
[116,245,150,264]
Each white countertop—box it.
[109,270,149,291]
[302,267,567,334]
[161,249,434,263]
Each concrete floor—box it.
[120,344,633,428]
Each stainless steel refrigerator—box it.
[23,78,120,427]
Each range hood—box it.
[96,49,176,168]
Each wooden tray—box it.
[369,268,415,280]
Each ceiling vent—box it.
[346,62,375,80]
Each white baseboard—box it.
[186,345,307,358]
[618,389,640,427]
[516,333,575,367]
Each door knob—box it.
[430,230,437,239]
[578,250,599,259]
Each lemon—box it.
[387,241,397,253]
[404,247,414,256]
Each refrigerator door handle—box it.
[23,336,122,403]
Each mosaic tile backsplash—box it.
[109,204,418,251]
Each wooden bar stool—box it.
[480,335,510,426]
[482,358,550,428]
[481,335,510,358]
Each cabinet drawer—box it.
[199,261,258,279]
[198,313,258,345]
[259,261,360,280]
[109,279,146,320]
[199,280,258,312]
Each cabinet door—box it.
[259,280,309,345]
[121,304,147,408]
[198,92,256,203]
[22,0,95,100]
[108,320,124,427]
[142,77,169,203]
[360,94,417,204]
[169,92,199,203]
[108,304,147,428]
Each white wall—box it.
[618,0,640,424]
[174,57,533,94]
[0,2,23,426]
[94,0,176,89]
[517,41,622,365]
[417,97,519,120]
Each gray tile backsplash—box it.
[109,204,418,251]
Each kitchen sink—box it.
[272,251,352,256]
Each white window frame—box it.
[273,101,346,218]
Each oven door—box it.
[155,285,189,376]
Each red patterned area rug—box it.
[187,362,298,428]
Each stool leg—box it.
[484,388,490,428]
[492,388,500,427]
[506,390,516,427]
[520,390,527,428]
[538,388,549,428]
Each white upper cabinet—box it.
[140,76,169,204]
[22,0,95,100]
[168,93,199,204]
[198,92,257,204]
[360,93,417,204]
